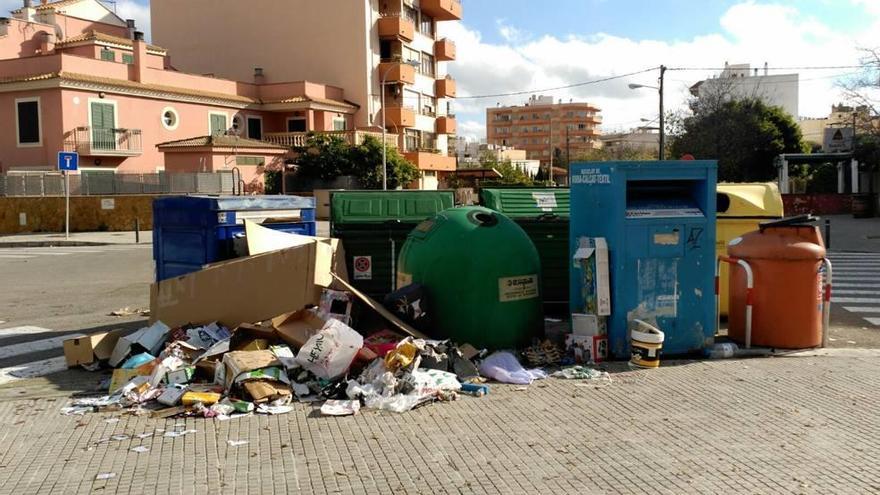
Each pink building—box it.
[0,0,378,191]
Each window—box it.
[236,156,264,166]
[100,49,115,62]
[421,95,436,116]
[247,116,263,140]
[15,98,41,146]
[161,107,179,131]
[380,40,392,60]
[405,129,419,151]
[209,112,228,135]
[578,123,587,130]
[90,100,117,150]
[421,131,436,150]
[419,14,434,37]
[122,53,134,64]
[403,5,418,24]
[287,118,306,132]
[403,46,420,65]
[419,52,434,77]
[332,116,347,131]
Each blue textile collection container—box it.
[569,161,718,358]
[153,195,316,282]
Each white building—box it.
[690,62,799,118]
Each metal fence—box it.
[0,172,235,197]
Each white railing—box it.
[263,130,398,149]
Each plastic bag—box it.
[478,351,548,385]
[295,318,364,380]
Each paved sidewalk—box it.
[0,350,877,494]
[0,231,151,247]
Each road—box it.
[0,238,878,383]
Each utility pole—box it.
[548,120,554,181]
[566,126,570,169]
[659,65,667,160]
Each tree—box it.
[841,48,880,142]
[477,150,534,185]
[293,134,419,189]
[669,98,808,182]
[576,144,656,162]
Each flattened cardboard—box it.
[63,330,122,367]
[150,243,322,330]
[331,274,427,339]
[272,310,378,362]
[222,350,280,389]
[243,380,292,403]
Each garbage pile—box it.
[64,291,503,418]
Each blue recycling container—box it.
[569,161,717,358]
[153,195,316,282]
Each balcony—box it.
[435,77,456,98]
[378,15,414,42]
[420,0,462,21]
[436,116,456,134]
[384,106,416,128]
[435,38,456,61]
[403,151,456,172]
[66,127,142,157]
[378,61,416,85]
[262,130,398,149]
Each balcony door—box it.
[90,101,116,151]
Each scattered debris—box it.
[226,440,249,447]
[131,446,150,453]
[478,352,548,385]
[95,473,116,481]
[320,400,360,416]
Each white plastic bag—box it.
[295,319,364,380]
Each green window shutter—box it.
[236,156,264,166]
[122,54,134,64]
[91,102,116,150]
[210,114,227,134]
[101,49,115,62]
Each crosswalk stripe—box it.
[0,356,67,385]
[0,334,73,360]
[867,318,880,326]
[843,307,880,313]
[0,255,36,259]
[834,283,880,288]
[0,326,54,339]
[834,290,879,295]
[833,297,880,304]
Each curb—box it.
[0,241,113,248]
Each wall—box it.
[151,0,372,126]
[0,195,154,234]
[0,88,65,171]
[0,18,49,59]
[783,193,853,215]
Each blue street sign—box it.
[58,151,79,172]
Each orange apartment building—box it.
[151,0,462,190]
[486,95,602,166]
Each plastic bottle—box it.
[708,342,739,359]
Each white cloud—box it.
[442,1,879,139]
[495,18,528,44]
[115,0,151,41]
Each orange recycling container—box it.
[727,224,826,348]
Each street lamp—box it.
[628,65,667,160]
[381,59,420,190]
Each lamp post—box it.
[381,59,420,190]
[628,65,667,160]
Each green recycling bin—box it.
[481,188,570,308]
[330,190,455,300]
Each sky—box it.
[4,0,877,140]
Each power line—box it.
[668,65,871,71]
[457,66,660,100]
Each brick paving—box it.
[0,351,879,494]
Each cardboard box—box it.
[108,322,170,367]
[222,350,280,390]
[272,309,378,362]
[151,239,339,330]
[166,366,195,385]
[571,314,605,337]
[566,334,608,364]
[573,237,611,316]
[62,330,122,367]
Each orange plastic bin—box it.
[727,219,829,349]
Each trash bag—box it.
[478,351,548,385]
[294,318,364,380]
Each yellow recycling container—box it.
[716,183,784,316]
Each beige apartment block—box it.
[486,95,602,166]
[151,0,461,188]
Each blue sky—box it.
[4,0,877,138]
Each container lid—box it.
[717,182,784,218]
[727,225,826,260]
[330,191,454,224]
[480,188,570,218]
